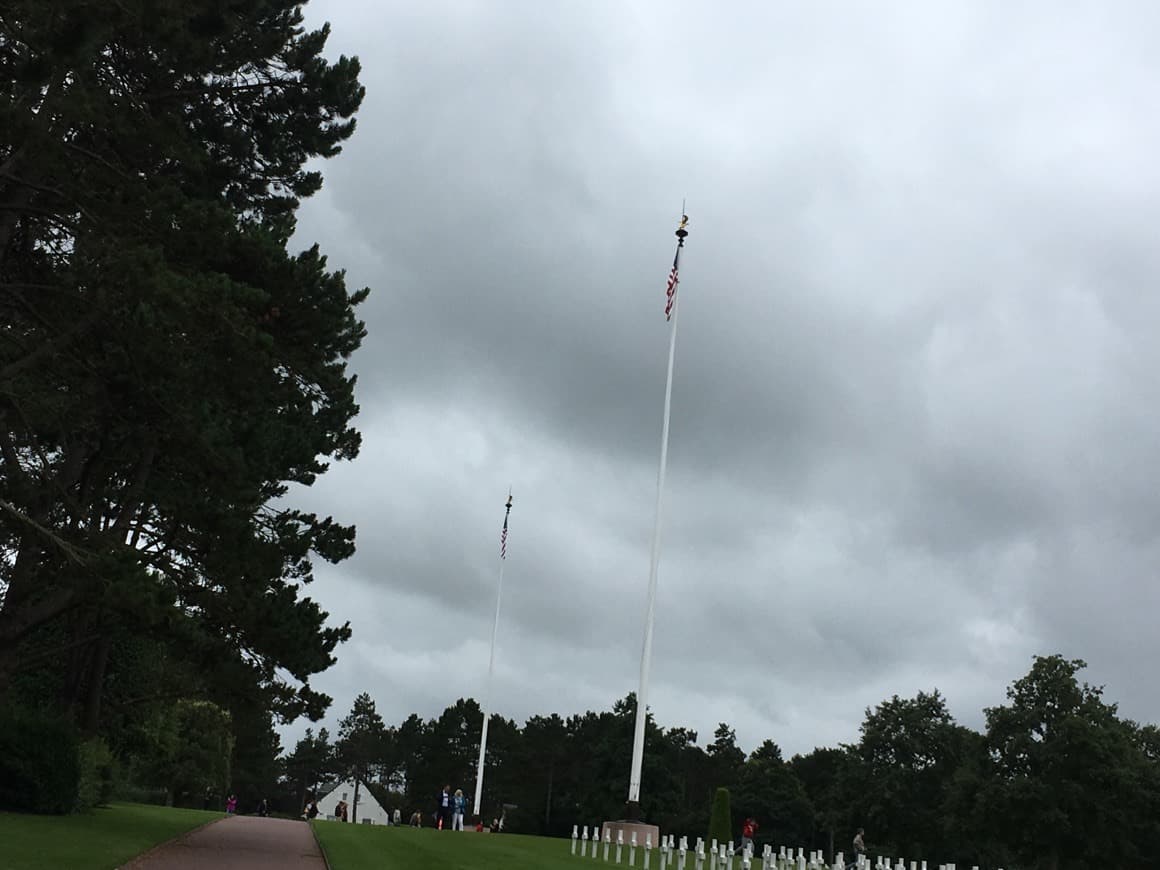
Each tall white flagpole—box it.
[474,491,512,818]
[627,214,689,810]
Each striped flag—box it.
[500,492,512,559]
[664,250,680,321]
[665,214,689,320]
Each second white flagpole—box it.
[474,492,512,818]
[627,216,688,809]
[472,558,504,817]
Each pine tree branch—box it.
[0,497,89,566]
[0,203,79,232]
[9,633,102,671]
[0,424,28,487]
[64,143,132,181]
[0,312,99,383]
[111,444,157,533]
[0,171,74,205]
[144,77,307,104]
[0,582,87,644]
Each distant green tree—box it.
[941,727,1013,869]
[1127,723,1160,868]
[477,712,522,824]
[854,690,966,858]
[643,724,700,834]
[985,655,1156,870]
[516,713,569,833]
[336,693,389,823]
[564,697,635,826]
[284,727,337,811]
[141,699,233,807]
[736,740,813,849]
[391,713,429,802]
[229,702,282,814]
[425,698,486,801]
[790,747,856,860]
[707,724,746,792]
[708,787,733,847]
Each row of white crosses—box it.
[570,827,1000,870]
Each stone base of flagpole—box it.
[601,819,660,850]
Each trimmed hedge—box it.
[0,708,81,814]
[707,786,732,847]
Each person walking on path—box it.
[225,794,237,815]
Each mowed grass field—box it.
[0,802,221,870]
[312,822,626,870]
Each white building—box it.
[316,777,391,825]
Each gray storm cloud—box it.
[278,0,1160,757]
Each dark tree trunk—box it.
[82,635,111,734]
[544,762,554,831]
[2,532,44,615]
[62,629,94,712]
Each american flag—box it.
[665,249,680,320]
[500,493,512,559]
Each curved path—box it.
[122,815,327,869]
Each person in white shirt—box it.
[846,828,866,869]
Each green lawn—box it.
[312,824,809,870]
[0,802,221,870]
[313,822,616,870]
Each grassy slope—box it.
[0,802,220,870]
[313,822,617,870]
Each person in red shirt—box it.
[735,817,758,855]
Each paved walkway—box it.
[122,816,327,869]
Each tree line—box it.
[291,655,1160,870]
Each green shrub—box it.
[707,786,732,848]
[77,737,118,809]
[113,781,169,806]
[0,707,81,814]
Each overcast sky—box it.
[278,1,1160,764]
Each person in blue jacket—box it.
[451,788,467,831]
